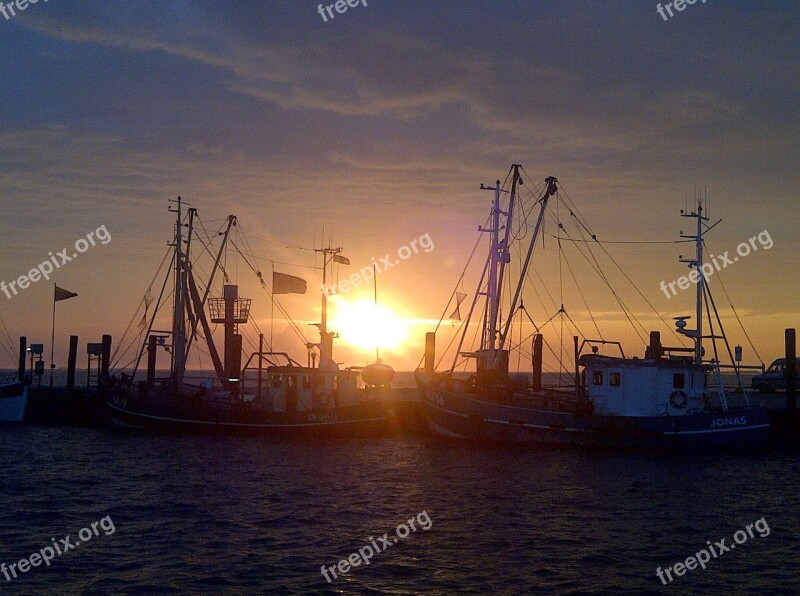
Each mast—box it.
[373,264,379,363]
[679,202,709,365]
[480,178,506,365]
[496,174,557,361]
[472,167,558,372]
[169,197,187,387]
[495,165,522,304]
[316,246,344,369]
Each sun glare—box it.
[328,298,409,353]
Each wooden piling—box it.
[574,336,580,398]
[18,336,26,382]
[100,334,112,378]
[424,332,435,375]
[531,333,543,392]
[786,329,796,414]
[147,335,157,385]
[66,335,78,390]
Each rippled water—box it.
[0,424,797,594]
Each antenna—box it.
[374,264,379,362]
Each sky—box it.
[0,0,797,374]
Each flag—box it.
[54,285,78,302]
[333,254,350,265]
[273,272,307,295]
[449,292,467,320]
[143,288,154,309]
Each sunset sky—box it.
[0,1,797,374]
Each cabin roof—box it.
[579,354,696,370]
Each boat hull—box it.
[104,386,418,437]
[0,382,28,422]
[417,372,770,450]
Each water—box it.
[0,424,797,594]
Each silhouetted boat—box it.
[0,375,27,422]
[104,199,403,435]
[416,165,769,450]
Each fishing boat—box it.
[0,315,27,422]
[104,198,406,435]
[415,165,770,450]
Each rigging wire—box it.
[567,208,687,345]
[110,246,173,369]
[429,165,711,380]
[702,240,764,366]
[0,312,16,364]
[421,210,492,371]
[552,183,688,345]
[557,240,603,340]
[545,203,647,345]
[545,233,692,245]
[228,237,308,346]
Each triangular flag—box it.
[449,292,467,320]
[143,289,154,309]
[273,272,307,295]
[54,285,78,302]
[333,254,350,265]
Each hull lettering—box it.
[711,417,747,428]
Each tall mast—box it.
[695,203,704,365]
[679,202,709,365]
[373,264,379,362]
[495,165,522,304]
[480,179,506,364]
[316,246,344,369]
[169,197,186,386]
[478,168,557,370]
[497,175,557,359]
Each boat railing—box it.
[579,339,625,359]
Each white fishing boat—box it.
[416,164,770,450]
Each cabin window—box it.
[610,372,621,387]
[302,375,311,389]
[673,373,685,389]
[593,371,603,385]
[271,375,283,388]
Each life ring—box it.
[669,390,688,409]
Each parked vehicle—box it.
[751,359,800,393]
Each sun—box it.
[328,298,409,353]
